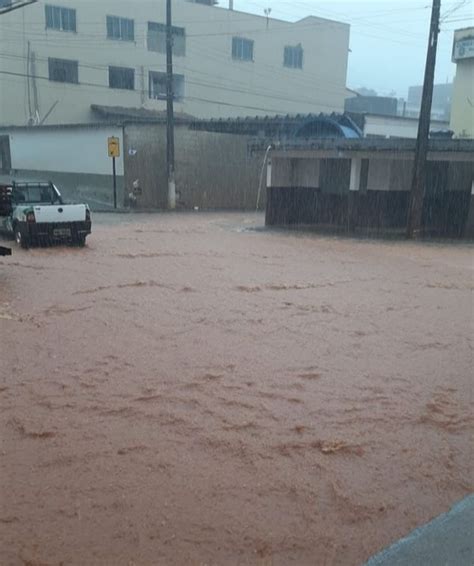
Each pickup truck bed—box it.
[1,181,92,248]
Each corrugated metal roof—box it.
[250,137,474,155]
[91,105,196,123]
[190,112,362,139]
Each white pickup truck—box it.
[0,181,92,248]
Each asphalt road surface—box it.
[1,212,472,566]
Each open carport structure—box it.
[260,138,474,237]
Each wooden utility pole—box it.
[406,0,441,238]
[166,0,176,210]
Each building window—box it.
[232,37,254,62]
[109,66,135,90]
[284,45,303,69]
[45,5,76,32]
[48,58,78,83]
[149,71,184,101]
[106,15,134,41]
[147,22,186,56]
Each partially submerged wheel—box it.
[14,225,29,249]
[75,235,86,247]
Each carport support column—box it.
[266,157,272,188]
[348,158,362,231]
[264,157,273,225]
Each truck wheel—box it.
[75,235,86,247]
[14,225,29,249]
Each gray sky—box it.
[232,0,474,98]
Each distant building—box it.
[344,95,398,117]
[0,0,351,126]
[347,113,450,139]
[406,83,453,121]
[451,27,474,139]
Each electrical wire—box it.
[0,68,349,115]
[0,50,350,105]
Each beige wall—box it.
[269,154,472,197]
[269,158,320,188]
[367,159,390,191]
[0,0,350,126]
[367,159,412,191]
[450,28,474,138]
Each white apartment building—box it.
[0,0,350,126]
[450,27,474,139]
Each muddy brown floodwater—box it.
[0,212,473,566]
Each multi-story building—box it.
[344,95,398,117]
[0,0,350,126]
[405,83,453,121]
[451,27,474,139]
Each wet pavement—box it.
[0,212,473,566]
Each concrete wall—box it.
[270,155,415,194]
[0,122,261,210]
[269,158,320,188]
[367,159,412,192]
[270,159,293,188]
[0,125,125,208]
[7,126,124,175]
[270,155,471,196]
[389,159,413,191]
[451,28,474,139]
[446,161,474,192]
[367,159,391,191]
[319,159,351,193]
[0,0,350,126]
[124,123,261,209]
[0,169,121,209]
[293,159,321,187]
[267,154,473,236]
[175,128,261,209]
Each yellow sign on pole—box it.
[108,136,120,158]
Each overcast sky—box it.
[231,0,474,98]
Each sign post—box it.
[108,136,120,209]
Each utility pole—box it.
[406,0,441,238]
[166,0,176,210]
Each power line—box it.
[261,0,431,40]
[0,68,345,116]
[0,0,461,111]
[0,21,355,93]
[0,51,348,108]
[0,7,432,43]
[441,0,470,21]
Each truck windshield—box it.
[12,185,59,204]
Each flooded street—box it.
[0,212,472,566]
